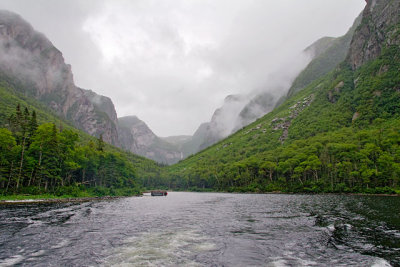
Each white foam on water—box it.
[0,255,25,266]
[273,250,319,267]
[297,258,319,266]
[103,230,216,266]
[2,199,41,203]
[267,258,289,267]
[371,258,392,267]
[30,250,46,257]
[51,239,71,249]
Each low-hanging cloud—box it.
[0,0,365,136]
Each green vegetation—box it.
[164,44,400,194]
[0,104,144,197]
[1,7,399,198]
[0,76,165,199]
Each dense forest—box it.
[0,104,164,197]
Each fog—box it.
[0,0,365,136]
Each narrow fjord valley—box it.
[0,0,399,266]
[167,0,400,195]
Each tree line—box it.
[0,104,140,196]
[166,120,400,194]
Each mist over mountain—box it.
[0,4,367,164]
[0,10,187,164]
[0,10,119,145]
[181,21,361,155]
[166,0,400,197]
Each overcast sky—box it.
[0,0,365,136]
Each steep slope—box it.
[166,0,400,194]
[234,36,342,130]
[234,92,277,131]
[118,116,182,164]
[286,13,362,97]
[348,0,400,70]
[199,94,248,150]
[187,22,358,154]
[180,123,209,157]
[0,10,119,145]
[0,78,163,189]
[0,79,76,130]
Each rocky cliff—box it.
[348,0,400,70]
[0,10,118,144]
[118,116,182,164]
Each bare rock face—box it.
[348,0,400,70]
[81,89,119,145]
[0,10,118,145]
[118,116,182,164]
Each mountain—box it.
[0,56,162,195]
[0,10,119,145]
[232,21,366,132]
[199,95,248,149]
[184,18,363,155]
[286,13,362,98]
[0,9,362,164]
[0,10,186,164]
[166,0,400,194]
[233,92,277,132]
[118,116,182,164]
[161,135,192,147]
[179,123,209,157]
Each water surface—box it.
[0,192,399,266]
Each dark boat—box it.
[151,190,168,196]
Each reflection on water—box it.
[0,193,399,266]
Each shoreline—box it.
[172,190,400,197]
[0,196,126,205]
[1,191,398,205]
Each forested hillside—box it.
[0,81,163,197]
[164,0,400,194]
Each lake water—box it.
[0,192,399,266]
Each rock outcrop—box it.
[0,10,118,144]
[348,0,400,70]
[118,116,182,164]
